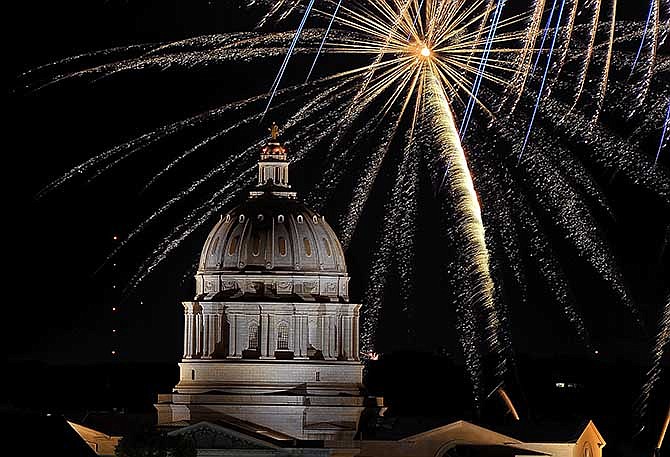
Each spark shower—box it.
[19,0,670,418]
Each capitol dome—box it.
[194,127,349,303]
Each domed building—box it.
[155,126,380,442]
[154,127,607,457]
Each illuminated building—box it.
[154,128,607,457]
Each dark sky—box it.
[5,0,668,372]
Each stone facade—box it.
[156,132,381,441]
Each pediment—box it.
[168,421,279,450]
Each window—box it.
[228,236,239,255]
[251,235,261,256]
[277,322,289,350]
[210,237,220,255]
[239,214,245,223]
[303,238,312,256]
[278,237,287,256]
[313,215,319,224]
[248,323,259,350]
[323,238,332,257]
[277,215,284,223]
[297,215,304,224]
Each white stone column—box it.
[183,311,194,359]
[352,313,359,361]
[202,315,210,358]
[268,314,276,356]
[228,314,241,358]
[341,315,354,360]
[260,314,270,358]
[308,316,317,350]
[194,313,202,358]
[293,314,305,359]
[326,315,337,360]
[292,314,301,358]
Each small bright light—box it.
[113,235,119,241]
[112,307,117,311]
[111,350,117,355]
[594,350,599,355]
[421,46,431,57]
[112,329,117,333]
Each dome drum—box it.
[195,273,350,302]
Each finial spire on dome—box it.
[269,122,280,140]
[254,123,293,195]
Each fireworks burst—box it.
[19,0,670,416]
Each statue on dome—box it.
[269,122,280,140]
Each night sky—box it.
[5,0,669,391]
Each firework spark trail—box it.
[263,0,317,118]
[496,0,544,115]
[475,115,590,344]
[305,58,426,212]
[360,129,418,354]
[25,31,330,93]
[142,77,352,192]
[306,0,343,82]
[337,110,403,248]
[256,0,303,28]
[589,0,617,124]
[505,96,655,319]
[542,76,670,204]
[102,78,359,272]
[16,43,159,87]
[630,0,657,75]
[425,72,504,398]
[35,105,234,199]
[304,105,390,211]
[637,291,670,422]
[519,0,568,161]
[546,0,578,88]
[360,197,397,355]
[658,101,670,164]
[36,66,341,198]
[343,0,415,114]
[395,131,420,332]
[459,0,506,137]
[562,0,602,116]
[628,0,659,116]
[519,195,590,344]
[479,109,593,345]
[127,94,354,290]
[480,86,615,221]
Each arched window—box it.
[228,236,239,255]
[303,238,312,256]
[251,234,261,256]
[277,322,289,350]
[248,322,259,350]
[278,237,287,256]
[210,237,220,256]
[323,238,332,257]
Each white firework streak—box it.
[424,71,504,401]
